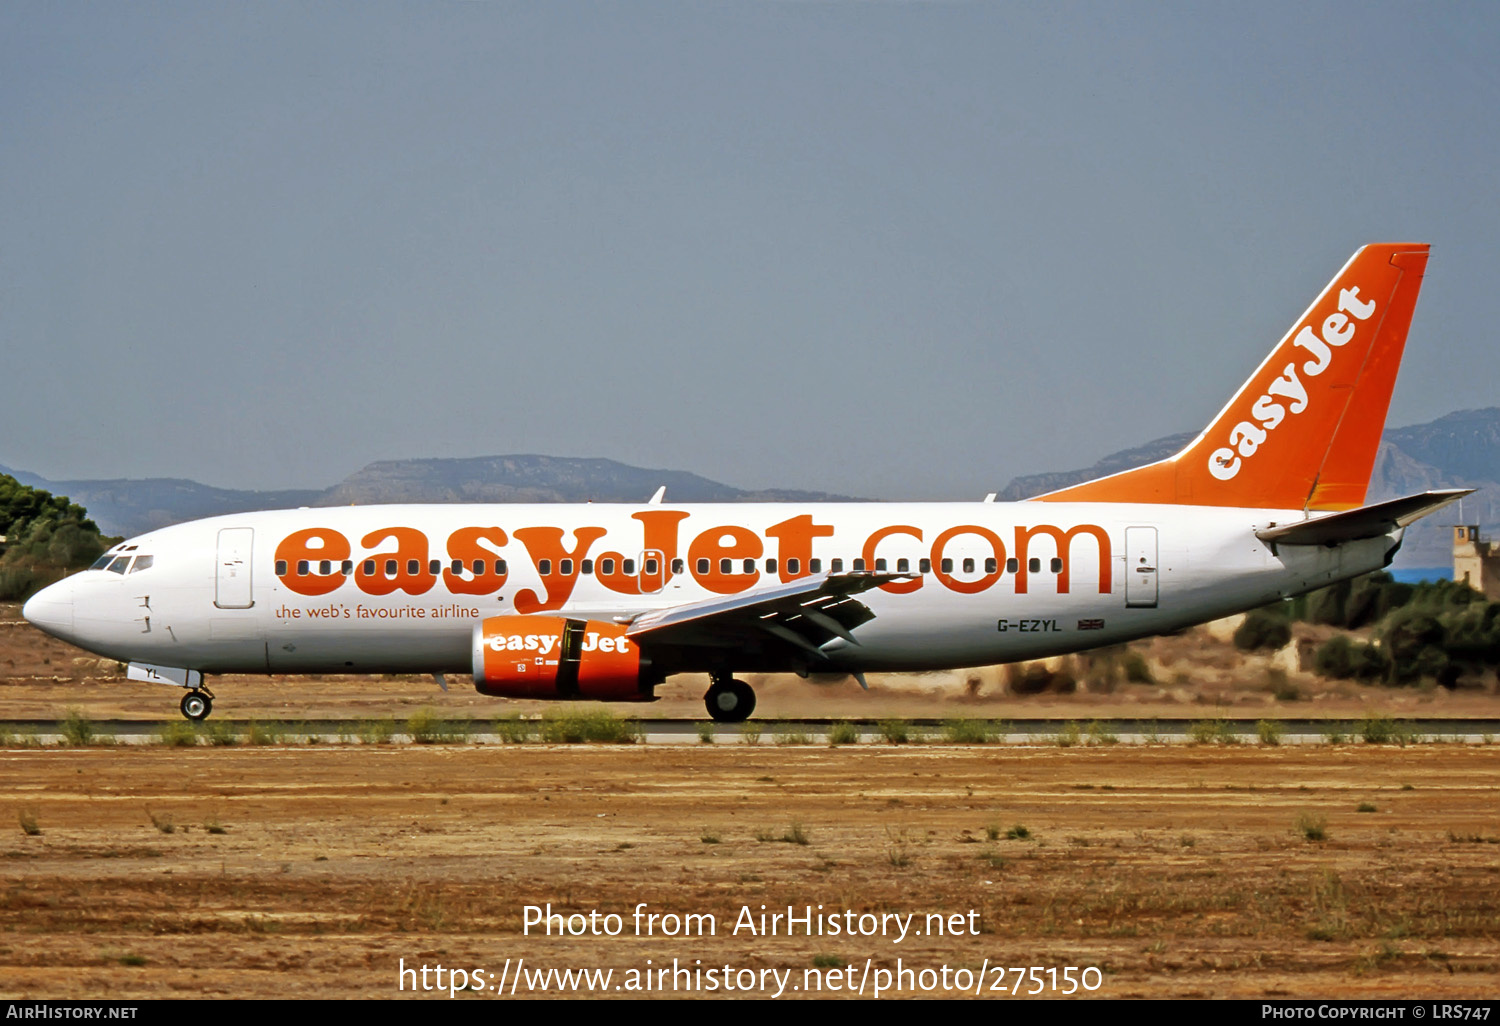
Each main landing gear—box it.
[704,675,756,723]
[180,686,215,722]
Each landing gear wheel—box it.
[705,679,756,723]
[180,690,212,722]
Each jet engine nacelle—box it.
[472,615,655,701]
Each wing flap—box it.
[626,572,909,652]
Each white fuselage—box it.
[22,501,1398,678]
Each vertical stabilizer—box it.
[1034,244,1429,510]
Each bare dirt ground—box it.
[2,605,1499,1000]
[2,745,1498,1000]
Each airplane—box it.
[22,243,1469,723]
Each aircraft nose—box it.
[22,578,75,636]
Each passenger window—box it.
[581,559,593,575]
[809,559,822,573]
[672,559,684,574]
[741,558,753,574]
[385,559,398,576]
[853,558,866,572]
[830,559,843,572]
[276,560,288,576]
[1029,558,1041,573]
[319,560,332,575]
[624,559,636,575]
[496,559,507,575]
[539,559,552,576]
[407,559,420,576]
[985,558,997,574]
[645,558,658,575]
[364,560,377,576]
[941,558,953,573]
[601,558,615,575]
[452,559,464,575]
[787,558,800,575]
[766,558,777,574]
[560,559,573,576]
[697,558,710,574]
[471,560,485,575]
[875,558,887,572]
[719,558,732,574]
[429,559,441,576]
[919,558,931,574]
[1051,558,1063,573]
[1007,558,1019,573]
[297,560,310,576]
[896,558,909,573]
[962,558,974,574]
[342,560,354,575]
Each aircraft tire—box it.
[705,679,756,723]
[180,691,212,722]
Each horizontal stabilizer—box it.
[1255,489,1472,547]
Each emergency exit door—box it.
[640,549,666,594]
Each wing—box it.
[624,572,909,659]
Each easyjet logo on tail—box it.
[1208,286,1377,481]
[1033,243,1427,510]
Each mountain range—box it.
[0,456,858,539]
[6,408,1498,568]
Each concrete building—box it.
[1453,525,1500,601]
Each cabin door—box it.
[1124,527,1158,608]
[215,527,255,609]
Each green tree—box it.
[0,474,113,601]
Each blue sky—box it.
[3,3,1497,497]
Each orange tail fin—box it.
[1035,243,1429,511]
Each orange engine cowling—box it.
[472,615,654,701]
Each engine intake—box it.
[472,615,655,701]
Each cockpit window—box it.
[96,549,154,573]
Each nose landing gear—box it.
[180,686,214,722]
[704,676,756,723]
